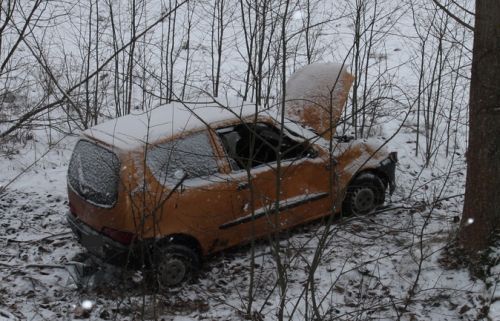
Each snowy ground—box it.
[0,117,497,321]
[488,243,500,320]
[1,0,498,320]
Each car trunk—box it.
[68,140,120,207]
[67,140,137,244]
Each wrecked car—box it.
[67,63,397,286]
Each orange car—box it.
[67,64,397,286]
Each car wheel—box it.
[343,173,385,216]
[154,244,200,287]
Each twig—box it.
[431,0,474,31]
[0,261,67,269]
[0,231,72,243]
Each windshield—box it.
[282,117,320,141]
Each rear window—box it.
[146,131,219,185]
[68,140,120,207]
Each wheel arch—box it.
[156,233,203,258]
[349,168,389,190]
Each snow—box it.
[2,124,492,320]
[84,98,257,151]
[67,140,120,207]
[341,137,391,175]
[0,0,496,320]
[284,63,351,135]
[285,63,346,109]
[486,240,500,320]
[490,303,500,320]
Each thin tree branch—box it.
[451,0,475,17]
[0,0,188,139]
[432,0,474,32]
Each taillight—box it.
[102,227,136,245]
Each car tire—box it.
[153,244,200,287]
[342,173,385,216]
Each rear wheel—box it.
[343,173,385,216]
[153,244,200,287]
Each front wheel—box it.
[342,173,385,216]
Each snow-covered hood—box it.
[284,63,353,140]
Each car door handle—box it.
[237,182,249,191]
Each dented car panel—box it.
[67,114,396,259]
[334,139,396,189]
[67,63,397,269]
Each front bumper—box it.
[377,153,397,195]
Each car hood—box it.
[284,63,353,140]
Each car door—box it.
[215,121,335,243]
[143,130,238,251]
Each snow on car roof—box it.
[83,98,257,151]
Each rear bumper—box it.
[66,212,135,265]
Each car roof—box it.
[82,98,260,151]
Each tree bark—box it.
[460,0,500,252]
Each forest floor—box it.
[0,1,497,320]
[0,119,498,321]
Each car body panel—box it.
[67,64,397,261]
[68,116,394,258]
[285,63,354,140]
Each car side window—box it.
[217,122,309,170]
[146,131,219,184]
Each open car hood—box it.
[284,63,354,140]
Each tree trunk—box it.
[460,0,500,252]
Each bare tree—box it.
[238,0,280,106]
[209,0,230,97]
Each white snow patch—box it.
[84,98,256,151]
